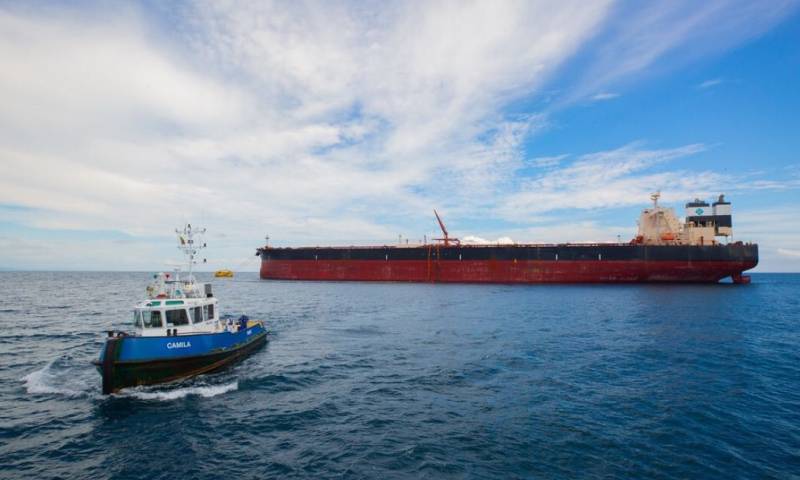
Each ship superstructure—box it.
[256,195,758,284]
[634,192,733,246]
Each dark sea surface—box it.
[1,272,799,479]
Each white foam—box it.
[22,361,85,397]
[125,381,238,401]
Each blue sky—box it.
[0,1,798,271]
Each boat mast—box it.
[176,224,207,282]
[650,191,662,242]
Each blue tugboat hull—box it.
[95,324,267,394]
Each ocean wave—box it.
[124,381,238,401]
[22,361,88,397]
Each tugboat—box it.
[95,224,267,394]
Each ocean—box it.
[1,272,798,479]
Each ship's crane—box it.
[433,210,459,246]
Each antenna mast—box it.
[650,191,662,242]
[651,191,661,208]
[176,223,207,281]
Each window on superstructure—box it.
[192,306,203,324]
[144,311,162,328]
[133,311,143,328]
[166,309,190,326]
[207,303,215,320]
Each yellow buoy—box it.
[214,269,234,278]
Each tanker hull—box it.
[258,244,758,284]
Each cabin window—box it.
[192,306,203,324]
[133,311,143,328]
[145,311,162,328]
[165,309,190,326]
[206,304,215,320]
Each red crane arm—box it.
[433,210,459,246]
[434,209,448,239]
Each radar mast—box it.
[176,223,207,282]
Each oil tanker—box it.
[256,193,758,284]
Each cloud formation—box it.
[498,142,715,221]
[697,78,724,89]
[591,92,620,101]
[0,2,614,245]
[557,0,797,104]
[0,1,797,271]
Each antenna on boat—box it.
[176,223,206,281]
[651,191,661,208]
[433,210,459,247]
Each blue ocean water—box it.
[1,272,798,479]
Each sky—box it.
[0,0,798,272]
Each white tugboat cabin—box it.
[132,271,226,337]
[129,224,237,337]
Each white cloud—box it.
[528,154,569,168]
[497,142,717,221]
[559,0,797,104]
[735,209,800,272]
[591,92,620,101]
[0,10,249,142]
[735,177,800,191]
[0,2,614,244]
[697,78,723,89]
[0,2,797,270]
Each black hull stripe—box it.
[259,243,758,262]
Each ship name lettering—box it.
[167,341,192,349]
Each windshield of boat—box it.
[165,308,190,326]
[133,310,143,328]
[143,310,162,328]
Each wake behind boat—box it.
[94,224,267,394]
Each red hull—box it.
[260,259,755,284]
